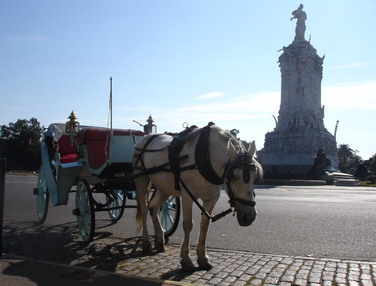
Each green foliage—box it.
[229,128,249,150]
[360,176,376,187]
[337,144,362,174]
[229,129,239,139]
[0,118,44,171]
[367,154,376,174]
[366,175,376,184]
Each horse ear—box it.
[247,141,256,157]
[227,139,238,159]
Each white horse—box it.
[133,123,263,271]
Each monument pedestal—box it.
[262,129,338,178]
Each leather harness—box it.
[133,122,257,221]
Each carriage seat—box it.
[57,135,78,164]
[77,127,144,170]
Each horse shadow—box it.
[2,221,166,275]
[1,258,160,286]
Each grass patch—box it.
[359,181,376,187]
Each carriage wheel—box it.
[158,196,180,238]
[36,166,49,224]
[75,179,95,242]
[107,189,126,222]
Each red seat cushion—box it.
[77,127,144,169]
[58,135,77,154]
[60,153,78,164]
[57,135,78,164]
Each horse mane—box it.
[217,126,263,183]
[218,127,246,153]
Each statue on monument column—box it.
[291,4,307,41]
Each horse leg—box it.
[180,196,195,272]
[196,197,219,270]
[148,189,168,252]
[135,177,152,253]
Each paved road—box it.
[3,174,376,285]
[2,220,376,286]
[3,174,376,262]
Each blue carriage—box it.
[34,114,180,242]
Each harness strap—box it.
[195,122,223,185]
[168,125,198,190]
[178,176,233,222]
[225,178,256,208]
[134,134,164,170]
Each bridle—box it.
[177,150,258,222]
[223,151,257,208]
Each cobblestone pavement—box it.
[2,221,376,285]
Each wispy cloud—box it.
[114,79,376,137]
[195,91,225,100]
[322,80,376,111]
[331,62,368,69]
[117,90,280,132]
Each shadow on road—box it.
[2,221,159,272]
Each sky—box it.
[1,0,375,159]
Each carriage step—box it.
[72,208,80,216]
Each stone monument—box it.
[260,4,338,178]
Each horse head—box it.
[224,140,263,226]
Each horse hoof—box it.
[142,241,152,253]
[155,242,165,253]
[181,260,196,272]
[197,258,213,270]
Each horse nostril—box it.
[244,212,256,223]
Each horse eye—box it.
[230,170,239,181]
[243,170,250,183]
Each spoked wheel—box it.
[107,189,126,222]
[158,196,180,238]
[36,166,49,224]
[75,179,95,242]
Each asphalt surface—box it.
[4,174,376,261]
[2,221,376,286]
[2,174,376,285]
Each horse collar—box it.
[194,123,224,185]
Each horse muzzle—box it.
[236,206,257,226]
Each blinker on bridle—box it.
[224,152,257,208]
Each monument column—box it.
[260,4,338,179]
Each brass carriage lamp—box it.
[144,114,157,134]
[65,111,80,135]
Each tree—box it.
[229,129,239,139]
[365,154,376,174]
[337,144,362,174]
[0,118,44,171]
[229,128,250,150]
